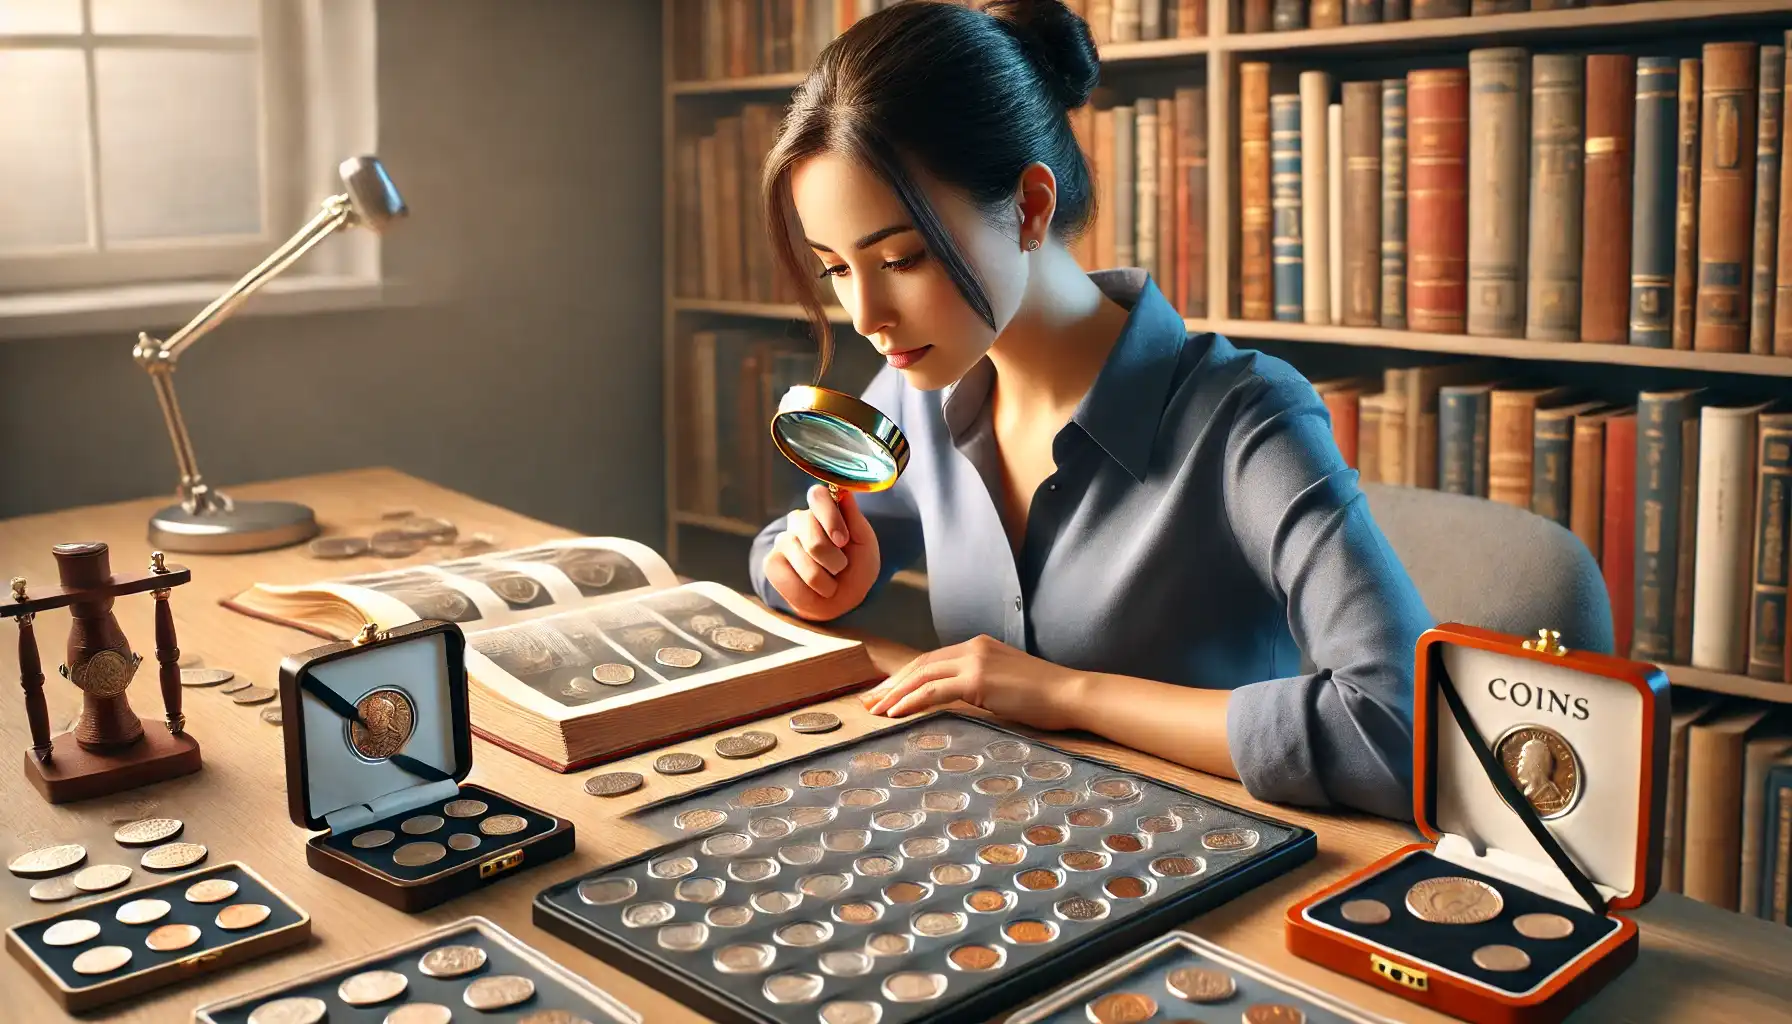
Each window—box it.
[0,0,380,333]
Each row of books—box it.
[1315,365,1792,683]
[673,104,804,307]
[1666,693,1792,921]
[1240,39,1792,356]
[1245,0,1658,31]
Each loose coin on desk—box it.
[790,711,842,734]
[716,730,777,759]
[585,771,644,797]
[114,817,183,846]
[216,903,271,930]
[479,813,528,836]
[443,798,489,818]
[419,943,488,978]
[29,875,80,901]
[260,706,283,725]
[231,685,278,705]
[246,996,328,1024]
[8,843,86,878]
[307,536,370,559]
[1406,876,1504,925]
[340,968,409,1005]
[1165,964,1238,1002]
[180,667,234,687]
[654,752,705,775]
[72,863,132,893]
[464,974,536,1011]
[370,530,426,557]
[1087,991,1157,1023]
[141,841,207,871]
[219,677,254,694]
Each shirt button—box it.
[1048,482,1057,491]
[1013,596,1022,611]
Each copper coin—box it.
[1200,827,1259,852]
[1514,912,1575,940]
[950,944,1001,971]
[947,819,986,840]
[1152,855,1202,877]
[1166,964,1238,1002]
[443,799,488,818]
[1105,876,1148,899]
[1023,759,1073,781]
[801,768,846,787]
[914,733,952,751]
[1068,808,1111,828]
[883,880,928,903]
[216,903,272,930]
[902,836,949,858]
[308,536,369,559]
[116,897,172,925]
[1055,896,1108,921]
[1243,1005,1307,1024]
[43,919,101,946]
[974,775,1020,795]
[145,923,203,951]
[73,864,132,893]
[393,842,447,867]
[1004,919,1055,944]
[401,814,445,835]
[114,817,183,846]
[1089,992,1158,1023]
[1041,788,1080,806]
[715,730,777,758]
[676,808,728,832]
[186,878,239,903]
[418,943,488,977]
[1138,815,1180,834]
[448,833,481,851]
[8,843,86,878]
[72,945,132,975]
[790,711,841,733]
[387,1005,456,1024]
[1474,943,1532,972]
[840,788,887,809]
[1341,898,1392,925]
[1090,777,1139,799]
[231,685,278,705]
[1025,825,1067,846]
[890,769,936,788]
[353,829,396,849]
[654,751,705,775]
[350,688,416,760]
[29,875,80,901]
[656,647,703,669]
[978,843,1024,865]
[220,677,254,694]
[592,662,636,686]
[939,754,982,773]
[1103,833,1145,853]
[260,706,284,726]
[1493,723,1583,819]
[836,902,882,924]
[1062,850,1110,872]
[1017,868,1060,890]
[463,975,536,1011]
[179,667,235,687]
[479,813,529,836]
[967,889,1010,912]
[340,968,409,1005]
[246,996,328,1024]
[1406,876,1504,925]
[740,785,792,807]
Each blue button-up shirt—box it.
[749,269,1434,821]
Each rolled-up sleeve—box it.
[748,365,928,620]
[1220,372,1434,821]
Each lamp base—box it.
[147,497,319,554]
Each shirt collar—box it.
[941,269,1188,484]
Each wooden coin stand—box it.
[1286,625,1669,1024]
[3,542,202,804]
[278,618,573,912]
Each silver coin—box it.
[43,919,102,946]
[714,942,775,974]
[179,667,235,688]
[29,875,80,902]
[621,901,675,927]
[818,949,873,977]
[763,971,824,1004]
[649,854,699,878]
[593,662,636,686]
[246,996,328,1024]
[658,922,710,951]
[706,904,755,928]
[401,814,444,835]
[352,829,396,849]
[820,1001,883,1024]
[675,876,726,903]
[883,971,946,1002]
[655,646,702,669]
[578,878,638,905]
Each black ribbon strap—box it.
[299,677,451,785]
[1434,665,1609,918]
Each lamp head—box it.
[338,155,406,232]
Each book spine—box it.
[1438,390,1478,495]
[1778,35,1792,355]
[1382,79,1409,329]
[1301,72,1333,325]
[1311,0,1343,27]
[1673,413,1702,663]
[1113,105,1137,268]
[1604,411,1638,659]
[1467,47,1529,338]
[1408,68,1469,332]
[1489,392,1538,509]
[1178,85,1208,317]
[1343,81,1383,326]
[1136,98,1159,280]
[1240,64,1273,319]
[1531,0,1584,7]
[1531,414,1574,526]
[1112,0,1140,41]
[1324,389,1362,467]
[1347,0,1381,23]
[1695,42,1760,353]
[1753,46,1784,354]
[1271,94,1306,322]
[1581,53,1638,344]
[1330,102,1344,324]
[1526,53,1585,341]
[1359,396,1384,483]
[1140,0,1161,39]
[1094,107,1116,270]
[1272,0,1306,29]
[1675,58,1703,350]
[1749,414,1792,681]
[1412,0,1469,15]
[1244,0,1271,33]
[1384,0,1408,17]
[1159,94,1176,303]
[1571,415,1607,560]
[1633,392,1690,661]
[1630,57,1680,348]
[1473,0,1526,11]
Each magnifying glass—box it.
[768,386,909,499]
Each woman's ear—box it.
[1015,161,1059,250]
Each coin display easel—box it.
[3,543,202,804]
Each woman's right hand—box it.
[764,485,882,621]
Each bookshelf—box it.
[659,0,1792,705]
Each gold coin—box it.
[710,627,765,652]
[592,662,636,686]
[8,843,86,878]
[1243,1005,1307,1024]
[884,880,928,903]
[339,968,409,1005]
[715,730,777,759]
[977,843,1024,865]
[479,813,528,836]
[966,889,1009,912]
[1514,912,1575,940]
[1062,851,1109,872]
[1004,919,1054,944]
[231,685,278,705]
[74,863,132,892]
[216,903,272,930]
[72,945,132,975]
[443,799,488,818]
[145,923,203,951]
[114,817,183,846]
[246,995,328,1024]
[656,646,702,669]
[1340,898,1392,925]
[179,667,234,688]
[1055,897,1108,921]
[43,919,101,946]
[350,688,416,760]
[801,768,846,787]
[790,712,841,734]
[418,943,488,977]
[1088,992,1158,1023]
[448,833,481,851]
[29,875,80,901]
[1016,868,1060,891]
[1406,876,1504,925]
[463,974,536,1011]
[401,814,445,835]
[1474,943,1532,971]
[141,841,207,871]
[1493,723,1583,819]
[394,842,447,867]
[947,819,986,840]
[1166,964,1238,1002]
[950,944,1001,970]
[585,771,644,796]
[385,1004,455,1024]
[116,898,171,925]
[914,733,952,751]
[185,878,239,903]
[654,751,705,775]
[851,751,896,772]
[1200,827,1259,852]
[676,808,727,832]
[353,829,396,849]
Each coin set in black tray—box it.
[4,861,311,1013]
[1002,929,1401,1024]
[317,783,568,882]
[192,915,642,1024]
[1300,848,1618,995]
[533,710,1317,1024]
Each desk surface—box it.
[1,467,1786,1023]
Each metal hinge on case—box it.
[352,622,388,646]
[1522,628,1568,656]
[1371,953,1428,991]
[480,849,525,878]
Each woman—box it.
[746,0,1433,822]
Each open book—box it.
[223,538,882,771]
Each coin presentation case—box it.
[1003,929,1401,1023]
[193,915,641,1024]
[1287,623,1669,1024]
[279,618,574,911]
[4,861,311,1013]
[535,709,1317,1024]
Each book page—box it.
[463,580,862,723]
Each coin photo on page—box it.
[431,560,558,612]
[639,592,797,663]
[500,544,649,597]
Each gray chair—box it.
[1358,482,1616,656]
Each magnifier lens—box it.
[774,411,899,486]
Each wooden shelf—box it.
[1669,664,1792,704]
[670,70,806,95]
[674,512,930,590]
[674,297,851,323]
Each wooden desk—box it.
[2,468,1786,1023]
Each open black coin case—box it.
[5,862,310,1013]
[1002,929,1399,1023]
[534,710,1317,1024]
[1303,849,1619,995]
[194,915,641,1023]
[316,782,561,882]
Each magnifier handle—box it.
[826,482,841,500]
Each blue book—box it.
[1271,94,1304,322]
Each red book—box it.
[1602,409,1639,657]
[1407,68,1469,332]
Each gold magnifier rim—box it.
[768,385,909,493]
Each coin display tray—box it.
[1003,929,1400,1023]
[534,710,1317,1024]
[1299,848,1619,996]
[4,861,310,1013]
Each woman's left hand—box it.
[859,634,1088,732]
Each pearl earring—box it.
[1025,238,1040,251]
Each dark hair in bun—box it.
[762,0,1102,373]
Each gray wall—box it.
[0,0,667,548]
